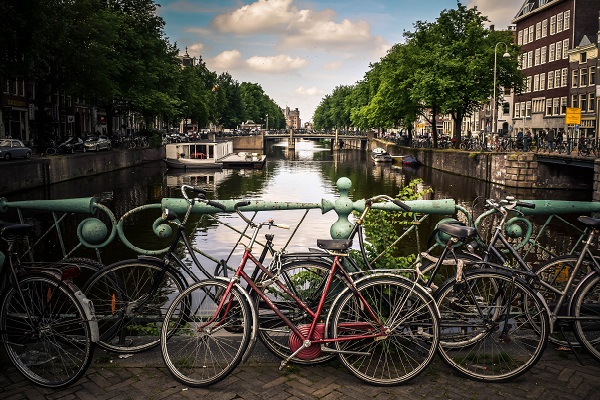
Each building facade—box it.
[512,0,600,139]
[283,106,301,129]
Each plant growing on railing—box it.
[351,179,432,270]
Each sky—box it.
[156,0,525,124]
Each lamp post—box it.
[265,113,269,131]
[492,42,511,147]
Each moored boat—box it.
[371,147,393,163]
[164,140,233,169]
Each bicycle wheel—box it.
[572,273,600,362]
[0,274,94,388]
[62,257,104,290]
[435,269,549,382]
[83,259,186,353]
[535,255,593,347]
[161,279,252,387]
[329,275,439,385]
[253,260,346,364]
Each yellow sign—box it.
[565,107,582,125]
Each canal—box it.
[3,139,594,271]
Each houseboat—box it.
[164,140,233,169]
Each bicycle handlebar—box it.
[366,194,411,211]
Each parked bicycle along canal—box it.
[4,139,595,269]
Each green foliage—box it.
[351,179,432,270]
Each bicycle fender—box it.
[212,276,258,364]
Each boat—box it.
[220,152,267,169]
[371,147,393,163]
[391,154,421,166]
[164,140,233,169]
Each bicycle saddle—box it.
[577,216,600,228]
[437,223,477,239]
[0,221,34,238]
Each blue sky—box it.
[156,0,524,123]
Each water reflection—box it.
[3,139,593,269]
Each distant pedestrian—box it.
[546,129,554,152]
[524,129,532,151]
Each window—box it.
[549,43,555,62]
[534,74,540,91]
[590,66,596,85]
[528,25,534,42]
[548,71,554,89]
[540,72,546,90]
[515,102,521,118]
[560,97,567,114]
[546,98,553,115]
[561,68,568,87]
[542,19,548,37]
[550,15,556,35]
[533,98,545,113]
[555,41,562,59]
[557,13,563,33]
[581,68,588,86]
[536,22,542,40]
[540,46,546,64]
[535,48,540,66]
[573,69,579,88]
[527,51,533,68]
[580,94,587,112]
[572,94,579,108]
[518,30,523,46]
[526,101,532,117]
[581,52,587,63]
[564,10,570,30]
[590,93,595,111]
[562,39,569,59]
[527,76,532,92]
[555,69,561,88]
[553,98,560,115]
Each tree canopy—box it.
[313,2,524,147]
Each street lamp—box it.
[265,113,269,131]
[492,42,511,144]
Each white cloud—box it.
[211,0,389,57]
[246,55,307,73]
[323,61,342,71]
[185,43,204,58]
[208,49,244,70]
[468,0,524,28]
[296,86,327,96]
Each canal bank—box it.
[372,139,599,200]
[0,147,164,195]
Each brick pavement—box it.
[2,343,600,400]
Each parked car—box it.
[58,137,86,153]
[0,139,32,160]
[84,135,112,151]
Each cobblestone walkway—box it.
[2,342,600,400]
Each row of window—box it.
[572,66,597,88]
[521,39,570,69]
[514,92,597,119]
[517,10,571,46]
[524,68,568,93]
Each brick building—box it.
[512,0,600,138]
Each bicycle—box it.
[160,196,441,387]
[414,216,550,382]
[0,221,98,388]
[82,185,335,354]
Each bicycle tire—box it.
[572,273,600,362]
[329,275,439,385]
[253,259,346,364]
[83,259,186,353]
[161,279,252,387]
[534,255,594,347]
[435,269,549,382]
[0,273,94,388]
[45,148,56,155]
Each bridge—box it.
[263,129,369,150]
